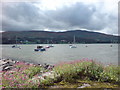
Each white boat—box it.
[46,40,54,48]
[70,45,77,48]
[12,36,21,49]
[49,45,54,47]
[70,35,77,48]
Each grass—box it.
[1,60,120,88]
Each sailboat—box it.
[70,35,77,48]
[12,36,21,49]
[46,40,54,48]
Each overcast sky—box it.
[1,0,119,35]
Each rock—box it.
[47,65,54,70]
[38,64,42,67]
[43,63,54,70]
[12,60,16,64]
[3,66,13,71]
[31,71,56,84]
[6,59,13,63]
[43,63,49,69]
[78,83,91,88]
[2,59,6,61]
[31,75,45,84]
[42,71,55,79]
[0,61,8,66]
[16,61,19,63]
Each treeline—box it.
[2,37,119,44]
[1,30,120,44]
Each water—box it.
[1,44,119,65]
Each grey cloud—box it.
[1,2,117,35]
[2,2,44,30]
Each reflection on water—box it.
[1,44,118,65]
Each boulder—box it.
[3,66,14,71]
[77,83,91,88]
[0,61,8,66]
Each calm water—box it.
[1,44,119,65]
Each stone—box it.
[3,66,13,71]
[2,59,6,61]
[44,64,49,69]
[78,83,91,88]
[0,61,8,66]
[12,60,16,64]
[42,71,55,79]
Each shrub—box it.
[53,60,120,83]
[23,66,43,78]
[99,65,120,83]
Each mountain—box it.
[1,30,119,44]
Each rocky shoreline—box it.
[0,58,58,88]
[0,58,54,72]
[1,58,119,88]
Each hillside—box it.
[1,30,119,44]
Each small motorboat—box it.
[49,45,54,47]
[34,49,39,51]
[12,45,21,49]
[34,48,46,51]
[45,46,50,48]
[110,45,113,47]
[34,46,46,51]
[12,36,21,49]
[40,48,46,51]
[70,45,77,48]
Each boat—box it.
[49,45,54,47]
[12,45,21,49]
[70,35,77,48]
[34,46,46,51]
[70,45,77,48]
[12,36,21,49]
[45,46,50,48]
[46,40,54,48]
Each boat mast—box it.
[15,36,17,45]
[47,40,49,44]
[73,35,75,44]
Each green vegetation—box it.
[23,66,43,78]
[1,60,120,88]
[53,60,120,83]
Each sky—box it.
[1,0,119,35]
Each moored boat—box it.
[34,46,46,51]
[12,45,21,49]
[70,45,77,48]
[70,35,77,48]
[12,36,21,49]
[49,45,54,47]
